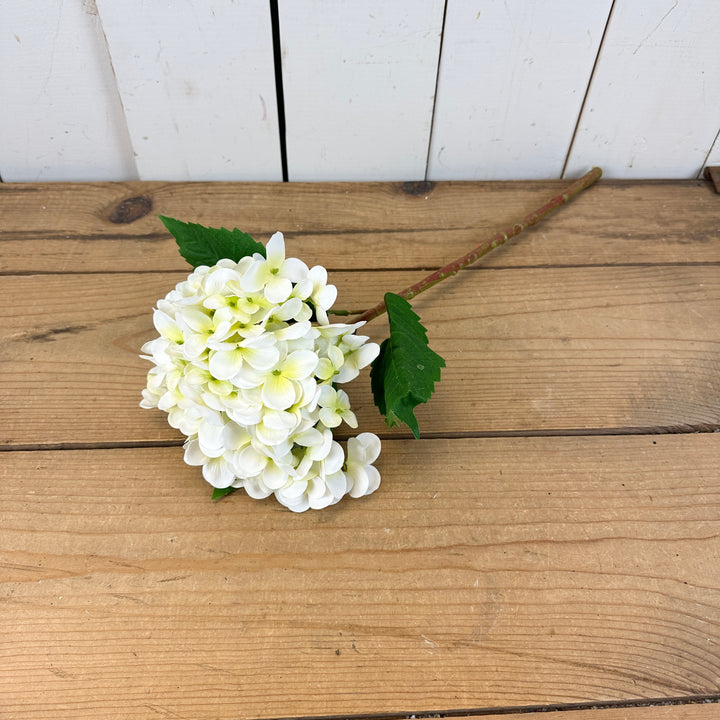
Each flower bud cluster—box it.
[141,232,381,512]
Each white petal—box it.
[277,477,308,499]
[292,277,313,300]
[273,297,303,321]
[204,267,241,294]
[292,426,324,447]
[282,350,318,380]
[349,432,382,465]
[347,465,370,498]
[319,407,341,428]
[264,275,292,304]
[325,470,348,499]
[208,349,245,381]
[243,477,274,499]
[281,256,309,282]
[235,445,268,477]
[364,465,381,495]
[324,441,345,475]
[228,365,263,390]
[263,409,300,431]
[265,231,286,267]
[153,309,183,343]
[241,259,269,293]
[198,423,226,458]
[183,437,206,466]
[318,384,336,406]
[342,409,358,429]
[308,265,327,285]
[315,358,335,381]
[353,342,381,369]
[223,422,251,450]
[202,457,236,488]
[328,345,345,368]
[307,428,333,461]
[306,475,326,499]
[255,420,293,446]
[181,308,213,333]
[274,320,311,341]
[277,493,310,513]
[314,283,337,310]
[309,489,336,510]
[242,344,281,372]
[263,461,289,490]
[261,374,297,411]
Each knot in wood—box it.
[108,195,153,224]
[400,180,435,197]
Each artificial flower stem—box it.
[356,166,602,324]
[327,308,368,316]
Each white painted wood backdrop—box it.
[1,0,718,182]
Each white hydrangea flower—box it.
[141,231,382,512]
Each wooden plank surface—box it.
[2,178,719,718]
[0,180,717,273]
[2,263,718,447]
[428,0,611,180]
[2,434,719,718]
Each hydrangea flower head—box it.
[141,232,381,512]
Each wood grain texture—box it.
[2,434,719,718]
[0,0,136,182]
[0,180,718,273]
[95,0,282,181]
[1,263,718,447]
[3,179,719,718]
[565,0,720,179]
[427,0,612,180]
[279,0,445,181]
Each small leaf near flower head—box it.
[370,293,445,439]
[212,486,237,500]
[159,215,266,269]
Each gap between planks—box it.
[250,696,720,720]
[2,261,720,278]
[2,426,719,454]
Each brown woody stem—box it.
[355,167,602,324]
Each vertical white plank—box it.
[0,0,136,182]
[565,0,720,179]
[427,0,612,181]
[95,0,282,181]
[279,0,445,182]
[704,131,720,174]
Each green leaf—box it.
[370,293,445,438]
[211,486,237,501]
[159,215,266,269]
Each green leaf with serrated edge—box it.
[159,215,266,269]
[212,486,237,500]
[370,293,445,439]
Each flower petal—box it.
[264,275,292,304]
[235,444,268,478]
[208,348,245,381]
[282,350,318,380]
[202,457,236,488]
[261,374,297,410]
[265,231,286,267]
[281,256,309,282]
